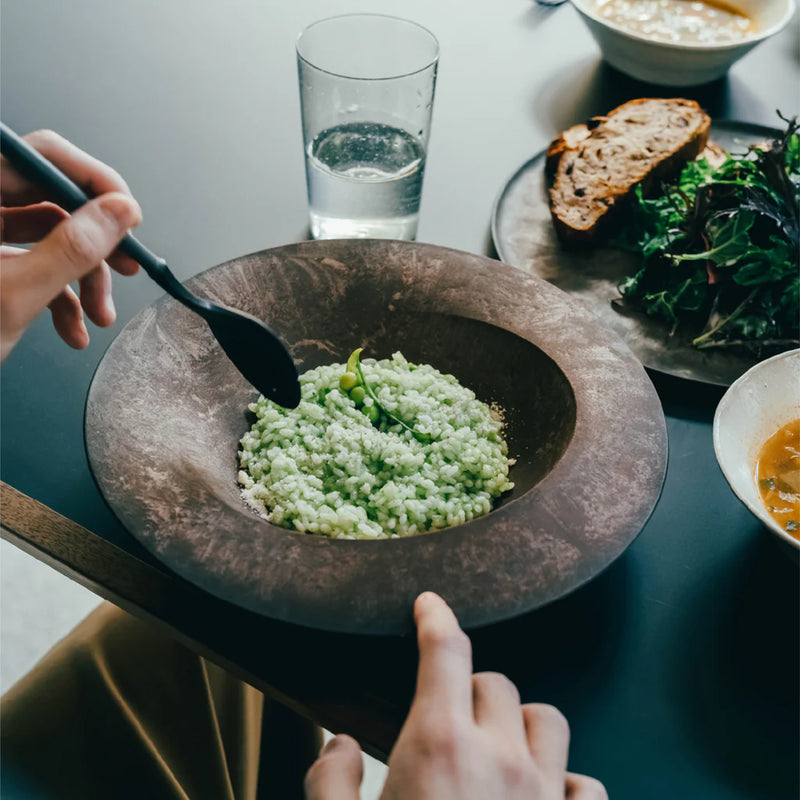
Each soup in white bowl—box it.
[571,0,795,85]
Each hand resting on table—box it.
[305,592,607,800]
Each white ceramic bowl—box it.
[713,349,800,551]
[571,0,796,86]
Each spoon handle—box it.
[0,122,207,314]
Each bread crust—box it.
[547,98,711,244]
[544,118,605,179]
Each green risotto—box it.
[238,351,514,539]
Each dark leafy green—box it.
[614,115,800,352]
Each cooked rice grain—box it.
[238,352,514,539]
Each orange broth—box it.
[756,419,800,539]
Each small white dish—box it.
[713,349,800,551]
[571,0,796,86]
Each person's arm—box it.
[305,592,607,800]
[0,130,141,360]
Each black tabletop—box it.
[2,2,798,798]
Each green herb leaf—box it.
[346,348,363,375]
[614,115,800,352]
[671,211,755,268]
[344,349,433,443]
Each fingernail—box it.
[98,193,142,229]
[105,292,116,321]
[73,319,90,350]
[414,591,436,620]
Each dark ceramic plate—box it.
[492,120,782,387]
[85,240,667,634]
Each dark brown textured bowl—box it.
[86,240,667,634]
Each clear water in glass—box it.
[305,121,425,239]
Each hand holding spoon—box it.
[0,122,301,408]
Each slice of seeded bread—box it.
[545,118,603,179]
[702,140,728,169]
[547,98,711,243]
[546,122,725,180]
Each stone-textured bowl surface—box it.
[86,240,667,634]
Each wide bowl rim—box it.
[571,0,796,53]
[85,239,669,634]
[713,348,800,550]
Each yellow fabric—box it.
[1,603,322,800]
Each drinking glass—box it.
[296,14,439,240]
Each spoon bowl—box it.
[199,303,301,408]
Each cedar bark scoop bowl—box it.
[86,240,667,634]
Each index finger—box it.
[1,130,133,207]
[410,592,473,719]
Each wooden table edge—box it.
[0,481,400,762]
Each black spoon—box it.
[0,122,301,408]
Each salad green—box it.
[615,115,800,352]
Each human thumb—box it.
[304,735,364,800]
[14,192,141,323]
